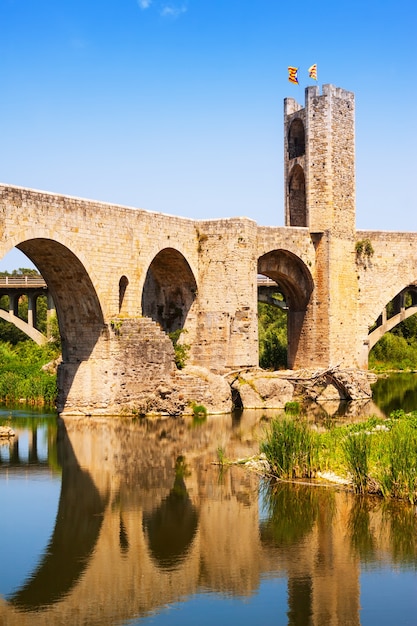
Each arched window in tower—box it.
[288,118,305,159]
[288,165,307,226]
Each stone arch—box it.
[119,275,129,314]
[11,239,105,411]
[288,164,307,227]
[16,239,105,363]
[258,250,313,368]
[141,248,197,334]
[288,118,305,159]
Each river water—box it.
[0,374,416,626]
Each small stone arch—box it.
[141,248,197,334]
[288,164,307,227]
[288,118,305,159]
[119,275,129,314]
[258,250,313,368]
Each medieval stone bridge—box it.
[0,83,416,415]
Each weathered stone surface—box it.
[230,370,295,409]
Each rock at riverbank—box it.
[228,366,376,411]
[0,426,15,439]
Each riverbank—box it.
[232,410,417,504]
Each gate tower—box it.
[283,85,363,368]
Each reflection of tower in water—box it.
[142,456,199,570]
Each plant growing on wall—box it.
[169,328,190,369]
[355,238,374,266]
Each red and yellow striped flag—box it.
[308,64,318,80]
[288,66,299,84]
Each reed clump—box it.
[261,417,317,479]
[260,411,417,503]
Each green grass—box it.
[261,411,417,503]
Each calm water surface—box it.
[1,375,417,626]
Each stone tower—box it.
[283,85,363,369]
[284,84,355,235]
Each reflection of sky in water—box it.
[0,473,61,597]
[128,580,288,626]
[360,569,417,625]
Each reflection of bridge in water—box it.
[0,422,56,470]
[1,414,415,625]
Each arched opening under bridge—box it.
[258,250,313,370]
[368,285,417,367]
[141,248,197,335]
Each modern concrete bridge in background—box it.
[0,276,55,344]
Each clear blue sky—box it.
[1,0,416,270]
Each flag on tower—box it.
[288,66,299,85]
[308,64,318,80]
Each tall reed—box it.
[261,417,317,479]
[342,432,371,494]
[378,419,417,503]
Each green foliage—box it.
[284,401,300,415]
[376,418,417,502]
[191,403,207,419]
[355,238,374,260]
[258,302,287,370]
[369,330,417,371]
[0,268,40,277]
[261,412,417,503]
[0,341,59,405]
[168,328,190,369]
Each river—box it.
[0,374,416,625]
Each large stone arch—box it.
[12,239,106,411]
[258,250,313,368]
[141,248,198,335]
[16,239,105,362]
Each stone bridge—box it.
[0,83,416,415]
